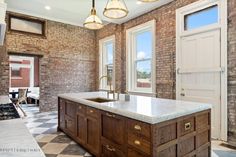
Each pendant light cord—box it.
[92,0,95,8]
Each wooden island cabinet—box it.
[58,97,211,157]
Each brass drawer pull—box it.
[106,113,115,118]
[134,140,141,146]
[89,110,94,113]
[185,122,191,131]
[106,145,116,152]
[79,106,82,109]
[134,125,141,131]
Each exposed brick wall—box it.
[96,0,198,99]
[228,0,236,146]
[96,0,236,144]
[0,12,96,111]
[0,45,8,95]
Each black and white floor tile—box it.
[21,105,236,157]
[21,105,93,157]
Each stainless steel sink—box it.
[85,97,115,103]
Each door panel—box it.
[178,30,221,139]
[87,116,100,155]
[76,114,87,145]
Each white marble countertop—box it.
[0,119,46,157]
[0,95,11,104]
[58,92,211,124]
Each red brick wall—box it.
[11,68,30,87]
[96,0,198,99]
[227,0,236,146]
[0,12,96,112]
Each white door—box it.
[177,29,221,139]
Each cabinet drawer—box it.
[128,132,151,155]
[101,140,125,157]
[127,148,148,157]
[77,104,86,115]
[127,119,150,139]
[101,112,125,145]
[179,117,195,136]
[86,106,99,119]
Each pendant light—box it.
[138,0,158,2]
[84,0,103,30]
[103,0,129,19]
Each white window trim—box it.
[126,20,156,95]
[99,35,115,90]
[176,0,227,141]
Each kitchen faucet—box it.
[99,75,119,100]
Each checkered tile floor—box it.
[22,105,93,157]
[21,105,236,157]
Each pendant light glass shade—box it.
[103,0,128,19]
[138,0,158,2]
[84,0,103,30]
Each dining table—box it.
[9,90,31,99]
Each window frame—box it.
[9,56,35,88]
[99,35,115,90]
[179,1,220,36]
[183,5,219,31]
[126,20,156,95]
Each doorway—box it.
[176,0,227,140]
[9,55,40,106]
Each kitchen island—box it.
[58,92,211,157]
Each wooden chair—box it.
[15,88,28,116]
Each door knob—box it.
[180,93,185,96]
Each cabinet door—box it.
[76,113,87,145]
[101,112,125,145]
[65,101,76,119]
[101,141,125,157]
[59,98,65,130]
[65,116,76,136]
[87,115,100,155]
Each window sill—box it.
[11,77,23,80]
[128,91,156,97]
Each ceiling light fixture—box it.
[136,1,143,5]
[84,0,103,30]
[45,5,51,10]
[103,0,129,19]
[138,0,159,2]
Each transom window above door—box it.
[126,20,156,95]
[184,5,218,31]
[99,35,115,90]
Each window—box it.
[184,5,218,30]
[9,55,39,88]
[99,36,115,90]
[126,20,156,94]
[11,66,21,77]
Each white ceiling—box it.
[5,0,174,27]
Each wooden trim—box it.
[8,14,46,37]
[8,51,44,58]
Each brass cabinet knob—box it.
[184,122,191,131]
[90,110,94,113]
[79,106,82,109]
[105,145,116,152]
[134,140,141,146]
[134,125,141,131]
[106,113,115,118]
